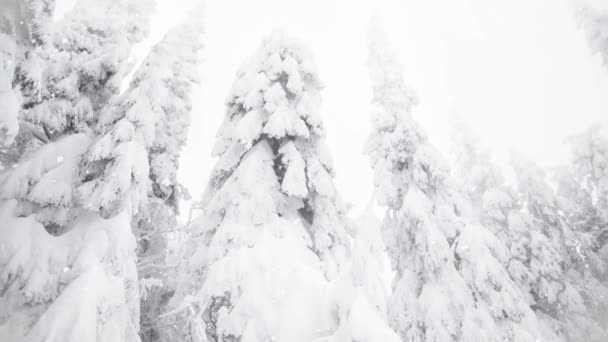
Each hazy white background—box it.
[57,0,608,215]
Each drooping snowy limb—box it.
[0,200,141,342]
[366,23,545,342]
[0,1,156,341]
[0,133,91,231]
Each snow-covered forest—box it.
[1,0,608,341]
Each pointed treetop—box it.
[207,29,333,205]
[365,21,454,210]
[367,20,417,118]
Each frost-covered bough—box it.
[0,0,153,230]
[0,0,55,161]
[0,0,72,229]
[170,31,396,342]
[366,24,544,342]
[0,1,159,341]
[511,152,608,341]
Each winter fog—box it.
[1,0,608,341]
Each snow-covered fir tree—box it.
[121,11,204,342]
[169,30,396,342]
[556,126,608,336]
[366,23,544,342]
[0,0,153,231]
[574,0,608,304]
[0,1,163,341]
[450,123,608,340]
[562,126,608,250]
[510,152,608,341]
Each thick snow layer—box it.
[0,200,140,342]
[236,109,265,148]
[0,133,91,226]
[279,141,308,197]
[172,142,335,341]
[263,105,310,139]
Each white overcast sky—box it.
[56,0,608,215]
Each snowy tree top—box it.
[207,29,336,204]
[366,21,417,116]
[365,23,449,209]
